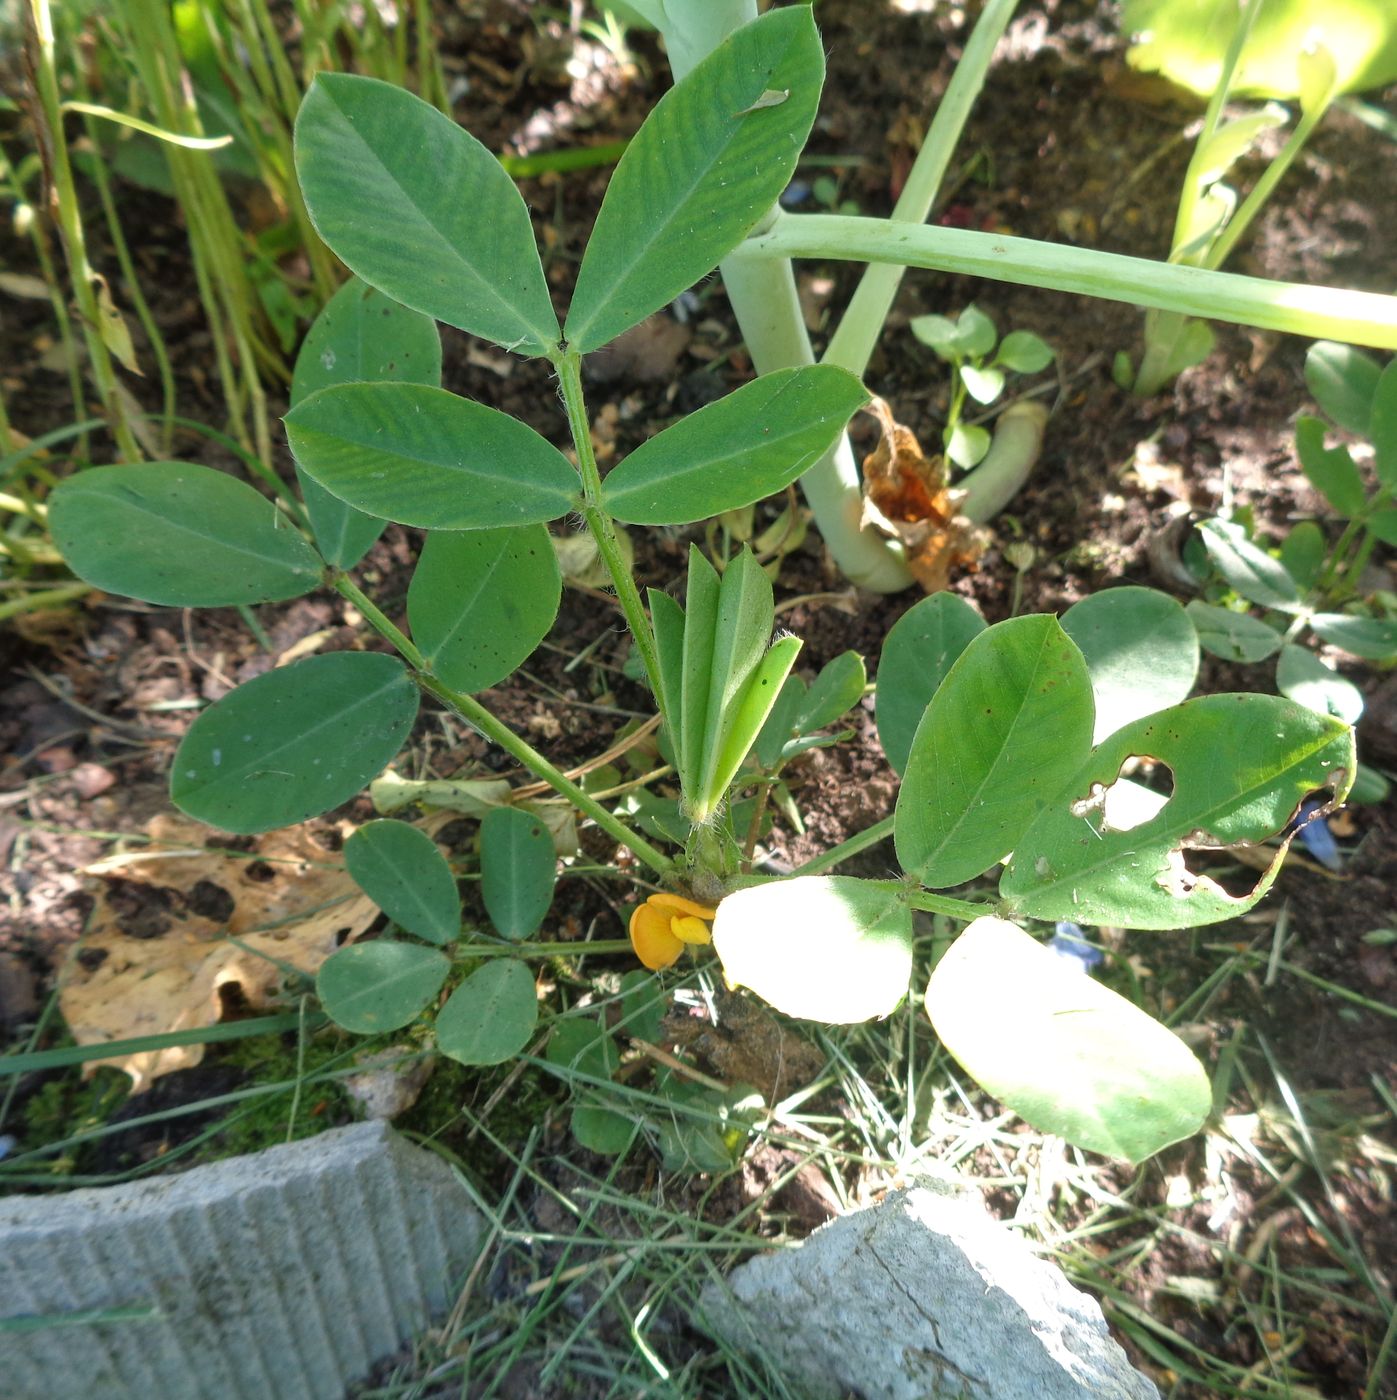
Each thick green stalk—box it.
[746,213,1397,349]
[331,573,675,880]
[823,0,1020,376]
[554,353,665,714]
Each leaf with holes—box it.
[480,806,556,940]
[926,917,1211,1161]
[408,525,561,693]
[343,820,459,945]
[1000,694,1355,929]
[895,616,1095,889]
[435,959,538,1065]
[876,593,985,776]
[712,876,913,1024]
[285,383,578,529]
[600,366,867,524]
[295,74,559,355]
[50,463,322,607]
[172,653,419,834]
[564,8,823,352]
[1061,587,1198,743]
[317,941,449,1034]
[290,276,442,568]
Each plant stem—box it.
[960,400,1048,524]
[745,213,1397,349]
[461,939,635,959]
[554,352,664,714]
[823,0,1020,377]
[905,890,994,920]
[792,815,895,876]
[331,572,676,880]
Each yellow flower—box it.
[628,891,718,971]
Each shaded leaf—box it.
[1309,613,1397,660]
[408,525,561,692]
[1305,341,1382,433]
[285,382,578,529]
[480,806,556,939]
[565,8,823,352]
[1187,600,1283,662]
[317,941,449,1034]
[50,463,322,607]
[1197,519,1301,610]
[295,74,559,355]
[171,652,419,833]
[1295,416,1365,518]
[435,959,538,1065]
[600,365,867,524]
[875,593,985,776]
[344,819,460,945]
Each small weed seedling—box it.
[908,303,1054,471]
[51,10,1358,1165]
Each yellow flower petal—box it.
[647,891,719,921]
[670,914,712,946]
[629,901,684,971]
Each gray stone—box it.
[0,1121,483,1400]
[700,1184,1159,1400]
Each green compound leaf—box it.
[480,806,557,940]
[343,819,460,946]
[712,876,913,1024]
[316,940,448,1034]
[565,7,823,353]
[285,382,578,529]
[895,616,1095,889]
[49,463,322,607]
[295,74,559,356]
[926,917,1211,1162]
[171,652,419,833]
[1309,613,1397,660]
[1197,519,1301,611]
[435,959,538,1066]
[290,276,442,569]
[1061,587,1199,743]
[1305,341,1383,434]
[1187,600,1283,663]
[1001,694,1355,929]
[600,366,868,524]
[408,525,561,693]
[875,593,985,777]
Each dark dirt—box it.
[2,0,1395,1394]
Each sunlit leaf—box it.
[926,917,1211,1161]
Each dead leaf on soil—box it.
[859,397,986,593]
[62,814,377,1091]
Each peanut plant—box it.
[51,9,1362,1163]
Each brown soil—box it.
[2,1,1394,1395]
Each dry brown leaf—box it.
[62,814,377,1090]
[859,397,986,593]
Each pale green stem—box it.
[655,0,912,593]
[745,213,1397,349]
[823,0,1021,376]
[0,581,91,622]
[1170,0,1268,252]
[331,573,676,880]
[792,814,895,876]
[1206,100,1330,271]
[554,352,664,715]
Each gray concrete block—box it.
[0,1121,483,1400]
[700,1184,1159,1400]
